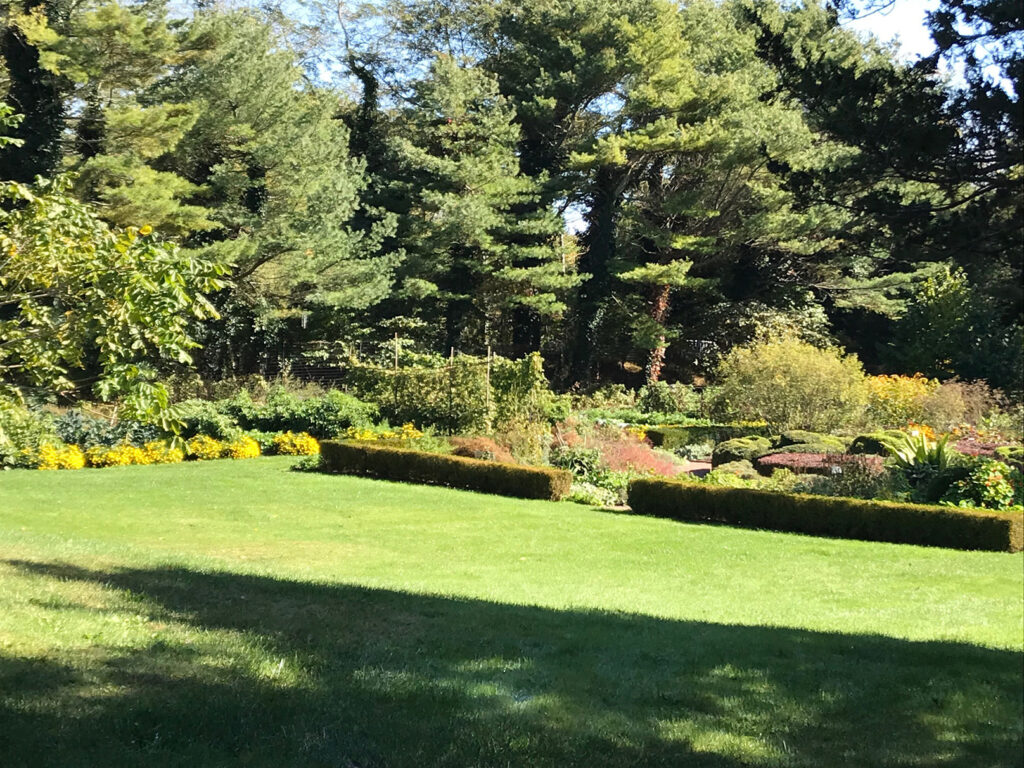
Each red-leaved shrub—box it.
[756,452,883,476]
[450,436,517,464]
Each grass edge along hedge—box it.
[627,478,1023,552]
[320,441,572,501]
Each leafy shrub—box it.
[177,400,240,440]
[451,436,516,464]
[849,431,904,456]
[53,409,162,448]
[708,460,760,480]
[566,481,622,507]
[760,440,847,457]
[550,446,603,478]
[775,431,845,449]
[628,478,1023,552]
[320,441,573,500]
[573,384,636,411]
[920,379,1002,432]
[637,381,697,416]
[0,399,58,469]
[711,436,772,467]
[646,423,771,449]
[676,441,715,461]
[886,432,957,485]
[941,459,1022,511]
[186,435,224,461]
[223,435,261,460]
[218,388,377,438]
[273,431,320,456]
[713,338,868,431]
[864,374,936,428]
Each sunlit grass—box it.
[1,458,1021,766]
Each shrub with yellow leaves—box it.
[865,374,938,428]
[186,434,224,460]
[273,431,320,455]
[224,435,261,459]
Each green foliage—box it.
[888,268,1024,392]
[0,175,225,426]
[645,424,772,449]
[711,436,773,467]
[713,337,868,431]
[0,396,57,468]
[53,409,161,448]
[886,432,957,486]
[628,478,1023,552]
[942,460,1023,512]
[849,431,905,456]
[320,440,572,500]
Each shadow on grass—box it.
[1,560,1021,767]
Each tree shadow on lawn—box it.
[1,560,1021,768]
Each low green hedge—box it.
[647,424,771,449]
[320,441,572,500]
[627,478,1023,552]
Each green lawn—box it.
[1,457,1021,767]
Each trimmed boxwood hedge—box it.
[647,424,771,449]
[627,478,1023,552]
[320,441,572,500]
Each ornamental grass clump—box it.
[273,431,320,456]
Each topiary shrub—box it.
[320,441,572,500]
[761,440,847,457]
[712,337,868,431]
[627,478,1023,552]
[849,431,905,456]
[711,436,772,467]
[711,459,760,480]
[775,431,846,449]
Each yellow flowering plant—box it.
[273,431,320,456]
[224,435,261,459]
[34,443,85,470]
[186,434,224,460]
[86,444,145,467]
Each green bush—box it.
[849,431,905,456]
[711,459,760,480]
[647,424,771,450]
[760,441,847,457]
[320,441,572,500]
[712,337,868,431]
[941,459,1022,511]
[711,436,772,467]
[0,398,58,469]
[176,399,241,440]
[627,478,1023,552]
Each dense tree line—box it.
[2,0,1020,395]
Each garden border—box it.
[628,478,1023,552]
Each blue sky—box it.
[841,0,940,60]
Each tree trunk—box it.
[645,283,672,384]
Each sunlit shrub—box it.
[273,431,320,456]
[186,435,224,461]
[142,441,184,464]
[864,374,937,428]
[86,444,146,467]
[713,338,868,431]
[223,435,261,459]
[34,443,86,470]
[941,459,1022,511]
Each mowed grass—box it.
[0,458,1021,767]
